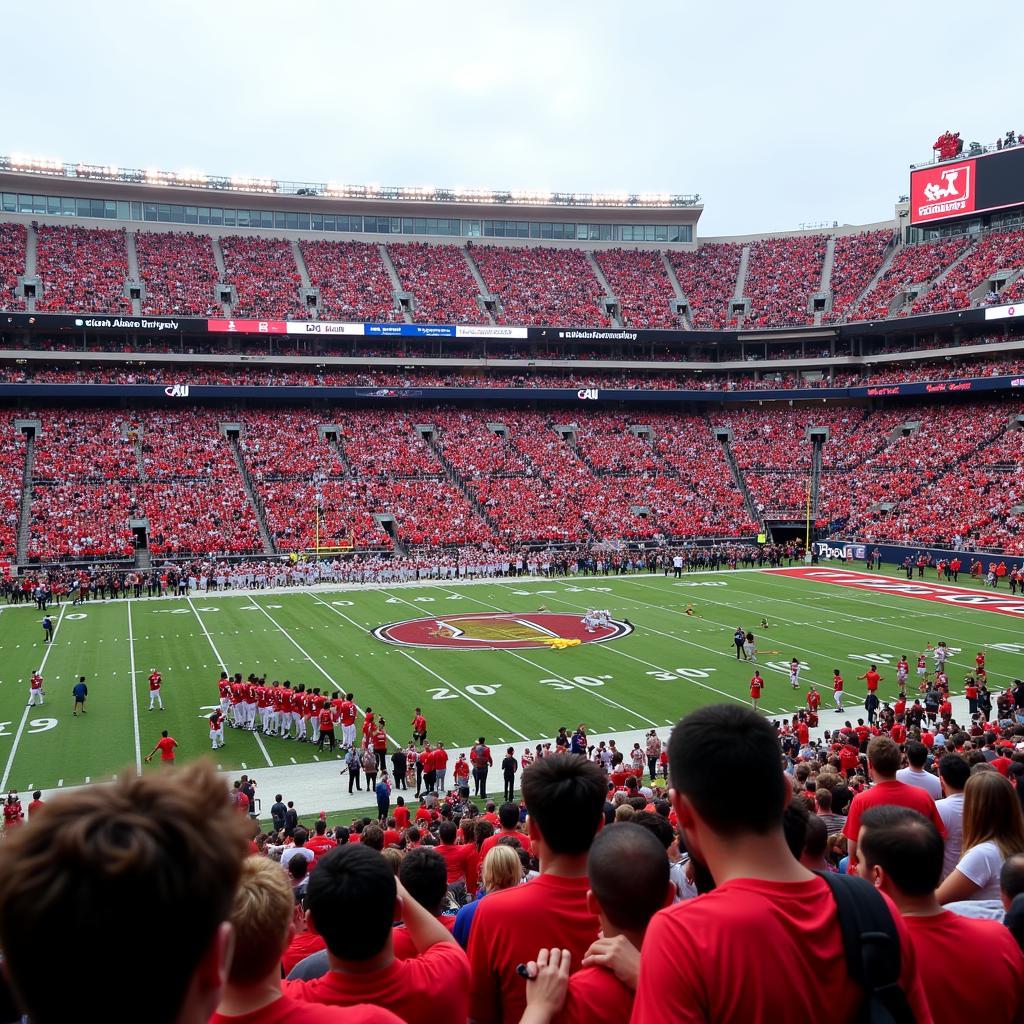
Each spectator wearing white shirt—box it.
[935,753,970,879]
[896,741,943,801]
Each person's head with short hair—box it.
[292,827,308,848]
[438,820,457,845]
[857,806,944,899]
[815,788,833,812]
[1000,852,1024,910]
[669,704,787,838]
[481,844,523,893]
[31,791,40,801]
[0,761,249,1024]
[629,810,675,850]
[221,852,295,993]
[361,825,384,851]
[614,804,635,822]
[306,844,396,962]
[287,854,308,884]
[398,847,448,916]
[521,753,606,862]
[938,753,970,794]
[314,818,327,836]
[866,736,901,779]
[498,802,518,830]
[587,823,672,938]
[381,846,403,875]
[905,741,928,769]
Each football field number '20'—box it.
[426,684,502,701]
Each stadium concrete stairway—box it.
[125,231,142,315]
[16,431,34,565]
[903,239,980,313]
[23,224,38,313]
[815,237,837,325]
[660,252,692,329]
[842,232,899,321]
[377,245,414,324]
[210,237,233,317]
[585,251,624,328]
[716,426,762,533]
[229,437,277,555]
[421,432,501,536]
[461,246,498,325]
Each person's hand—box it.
[144,755,152,763]
[521,948,571,1021]
[581,934,640,990]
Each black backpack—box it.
[820,872,917,1024]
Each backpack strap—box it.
[819,872,917,1024]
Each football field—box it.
[1,563,1022,797]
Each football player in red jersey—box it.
[217,671,231,718]
[148,669,164,711]
[749,670,765,709]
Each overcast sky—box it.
[7,0,1020,235]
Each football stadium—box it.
[0,4,1022,1022]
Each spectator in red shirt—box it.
[283,844,469,1024]
[437,819,478,893]
[212,854,400,1024]
[145,730,178,766]
[0,762,250,1024]
[856,806,1024,1023]
[305,818,338,861]
[392,848,457,960]
[26,791,44,818]
[522,822,673,1024]
[843,736,946,871]
[468,753,605,1024]
[630,704,931,1023]
[478,802,533,859]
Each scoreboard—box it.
[910,145,1024,226]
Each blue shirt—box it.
[72,683,87,699]
[375,781,390,801]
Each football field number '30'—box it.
[645,667,716,682]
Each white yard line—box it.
[396,650,531,741]
[186,596,274,768]
[126,602,142,773]
[1,603,67,790]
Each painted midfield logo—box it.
[373,612,633,650]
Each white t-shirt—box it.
[280,846,316,869]
[935,792,964,879]
[895,766,943,801]
[955,840,1004,900]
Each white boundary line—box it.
[126,601,142,773]
[186,596,274,767]
[1,603,66,790]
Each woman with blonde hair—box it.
[452,843,522,949]
[936,770,1024,903]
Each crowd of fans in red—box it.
[666,242,742,329]
[824,230,893,322]
[0,222,26,312]
[593,249,679,329]
[743,235,828,328]
[220,236,305,319]
[387,243,483,325]
[136,231,220,317]
[34,226,131,314]
[6,395,1024,561]
[299,240,395,323]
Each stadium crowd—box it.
[1,692,1022,1024]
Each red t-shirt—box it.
[806,690,820,710]
[843,780,945,865]
[468,873,599,1024]
[864,670,879,691]
[281,930,328,976]
[629,876,931,1023]
[156,736,176,761]
[438,841,478,889]
[433,748,448,770]
[283,942,468,1024]
[149,672,161,691]
[305,835,337,860]
[555,964,633,1024]
[902,911,1024,1024]
[749,677,764,699]
[833,675,844,692]
[211,993,401,1024]
[479,828,533,859]
[391,914,457,960]
[319,708,335,731]
[393,806,410,830]
[339,700,356,726]
[413,715,427,733]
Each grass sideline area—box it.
[1,560,1019,799]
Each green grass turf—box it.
[0,562,1019,794]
